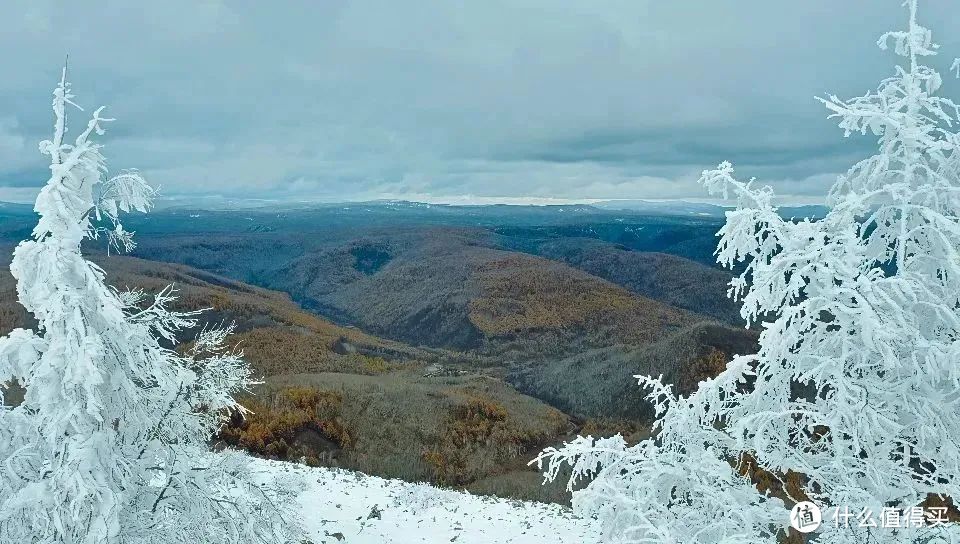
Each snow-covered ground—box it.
[252,459,605,543]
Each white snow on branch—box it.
[0,66,302,543]
[537,1,960,542]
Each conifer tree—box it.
[538,2,960,542]
[0,67,301,543]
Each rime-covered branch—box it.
[538,2,960,542]
[0,66,302,543]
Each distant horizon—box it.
[0,192,830,208]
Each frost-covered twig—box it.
[0,66,303,543]
[537,2,960,542]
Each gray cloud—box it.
[1,0,959,204]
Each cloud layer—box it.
[1,0,959,204]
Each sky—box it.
[1,1,959,206]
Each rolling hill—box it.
[130,228,757,422]
[0,253,576,503]
[526,237,743,325]
[0,203,761,495]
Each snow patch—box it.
[252,459,605,543]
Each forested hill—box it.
[0,202,759,502]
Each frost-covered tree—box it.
[0,68,302,543]
[537,2,960,543]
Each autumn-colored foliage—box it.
[468,256,690,347]
[235,327,399,376]
[219,387,352,461]
[678,348,730,394]
[424,395,563,486]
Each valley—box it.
[0,201,758,503]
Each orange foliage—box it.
[219,387,352,459]
[466,256,689,345]
[678,347,729,394]
[423,396,547,486]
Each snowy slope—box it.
[252,459,606,544]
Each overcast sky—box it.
[1,1,959,205]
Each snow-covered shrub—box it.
[0,68,302,543]
[537,2,960,542]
